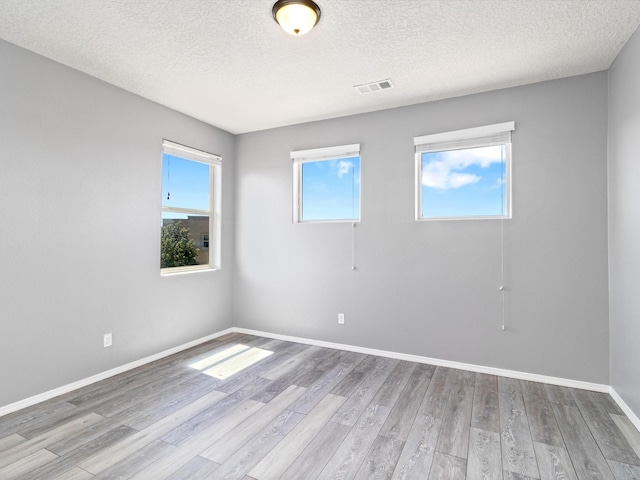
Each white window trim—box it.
[161,140,222,275]
[413,122,515,148]
[414,122,514,221]
[291,143,361,223]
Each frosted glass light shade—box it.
[273,0,321,36]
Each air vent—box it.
[354,79,394,94]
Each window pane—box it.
[301,156,360,221]
[421,145,507,218]
[162,154,210,211]
[161,213,210,268]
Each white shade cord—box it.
[166,156,171,200]
[352,223,357,271]
[499,143,507,331]
[500,217,506,331]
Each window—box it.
[161,140,221,274]
[415,122,514,220]
[292,144,361,222]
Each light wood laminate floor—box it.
[1,333,640,479]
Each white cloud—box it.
[449,172,481,188]
[422,161,451,189]
[422,145,502,190]
[337,160,353,179]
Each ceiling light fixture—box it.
[272,0,321,36]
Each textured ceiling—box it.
[1,0,639,134]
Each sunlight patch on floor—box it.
[189,343,274,380]
[189,343,250,371]
[203,347,273,379]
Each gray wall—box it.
[0,34,618,411]
[0,39,235,407]
[608,28,640,415]
[235,73,610,384]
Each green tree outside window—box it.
[161,222,199,268]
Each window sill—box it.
[161,265,217,276]
[416,215,511,222]
[295,219,361,224]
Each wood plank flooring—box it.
[1,333,640,479]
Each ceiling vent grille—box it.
[354,79,394,94]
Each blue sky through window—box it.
[301,156,360,221]
[421,145,506,218]
[162,154,210,219]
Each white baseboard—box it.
[610,387,640,432]
[235,328,610,393]
[4,326,635,425]
[0,328,235,418]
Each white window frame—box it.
[161,140,222,275]
[292,143,361,223]
[414,122,515,221]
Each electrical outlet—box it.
[338,313,345,325]
[103,333,112,348]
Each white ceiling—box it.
[1,0,639,134]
